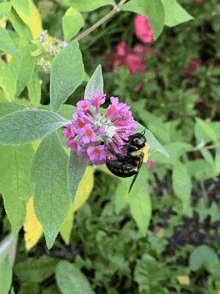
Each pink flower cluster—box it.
[103,41,150,76]
[134,15,154,43]
[62,93,138,164]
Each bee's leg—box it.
[104,140,124,160]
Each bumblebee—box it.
[106,131,150,193]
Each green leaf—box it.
[62,8,84,42]
[121,0,164,40]
[115,178,129,214]
[0,144,33,234]
[200,147,214,165]
[160,0,193,27]
[0,101,26,118]
[0,255,12,294]
[0,59,16,102]
[129,186,151,236]
[215,149,220,174]
[56,260,95,294]
[190,245,219,272]
[0,27,18,57]
[195,117,218,143]
[84,64,103,100]
[9,43,36,96]
[62,0,116,12]
[186,159,217,181]
[27,65,41,107]
[172,161,191,214]
[11,0,32,27]
[30,132,70,249]
[8,9,33,40]
[57,104,77,120]
[14,255,59,283]
[50,41,84,113]
[151,142,192,165]
[129,165,151,236]
[134,254,166,292]
[0,109,68,146]
[0,3,12,20]
[68,150,89,203]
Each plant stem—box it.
[73,0,127,42]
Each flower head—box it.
[62,93,138,164]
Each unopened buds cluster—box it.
[62,93,138,164]
[33,31,68,73]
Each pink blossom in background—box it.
[147,160,154,169]
[134,44,151,54]
[134,84,142,92]
[103,41,152,76]
[183,58,201,76]
[195,0,203,2]
[134,15,153,43]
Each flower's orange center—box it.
[82,105,87,109]
[69,136,74,140]
[86,130,92,137]
[78,122,85,128]
[68,129,72,135]
[93,149,100,155]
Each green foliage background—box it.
[0,0,220,293]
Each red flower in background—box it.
[195,0,203,2]
[183,58,201,76]
[134,15,153,43]
[103,41,150,76]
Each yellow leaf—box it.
[29,0,43,39]
[23,196,43,250]
[60,166,94,244]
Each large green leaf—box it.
[50,41,84,113]
[172,161,191,215]
[84,64,103,100]
[0,60,16,102]
[0,26,18,57]
[121,0,164,40]
[8,9,33,40]
[0,255,12,294]
[0,101,26,118]
[62,0,115,12]
[160,0,193,27]
[62,8,84,42]
[195,117,218,143]
[0,109,68,146]
[9,42,36,96]
[189,245,219,272]
[56,260,95,294]
[150,142,192,165]
[0,3,12,20]
[129,166,151,236]
[0,145,33,235]
[14,255,59,283]
[11,0,32,27]
[68,150,89,202]
[186,159,217,181]
[30,132,70,249]
[27,65,41,107]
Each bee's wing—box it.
[128,152,144,193]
